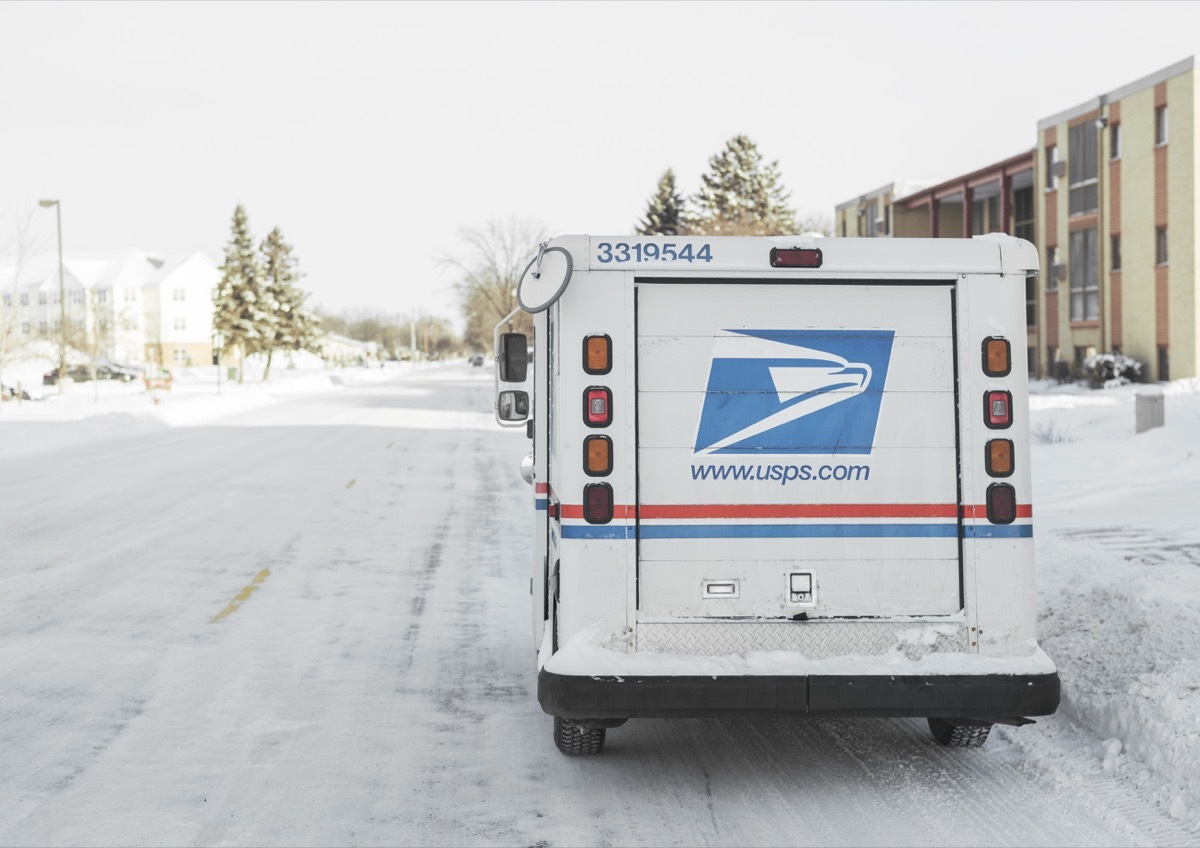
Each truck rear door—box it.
[636,280,960,621]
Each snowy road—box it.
[0,367,1192,846]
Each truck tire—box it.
[928,717,991,747]
[553,717,605,755]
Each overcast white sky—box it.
[2,1,1198,326]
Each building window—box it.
[1068,122,1099,216]
[174,317,187,330]
[1158,346,1170,381]
[20,293,29,306]
[71,291,84,305]
[1110,123,1121,159]
[1045,145,1060,190]
[173,349,192,365]
[1028,346,1037,376]
[1111,235,1121,271]
[1026,278,1036,328]
[21,322,30,335]
[1069,227,1099,321]
[125,289,137,303]
[123,318,137,330]
[174,288,186,302]
[1,293,9,307]
[1013,186,1035,243]
[1156,227,1168,265]
[53,320,60,331]
[1155,106,1169,145]
[1046,246,1060,292]
[38,292,47,305]
[96,289,108,304]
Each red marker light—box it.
[985,390,1012,429]
[584,387,612,427]
[583,483,613,524]
[986,483,1017,524]
[770,247,823,268]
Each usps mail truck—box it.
[494,234,1059,755]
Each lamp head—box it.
[38,199,58,208]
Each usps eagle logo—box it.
[693,329,895,455]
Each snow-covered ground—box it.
[1,363,1198,846]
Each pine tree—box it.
[213,205,269,383]
[259,226,321,381]
[691,135,797,236]
[636,169,688,236]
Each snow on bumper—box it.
[539,622,1060,720]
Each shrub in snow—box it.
[1083,352,1143,389]
[1032,419,1074,444]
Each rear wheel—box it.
[928,717,992,747]
[553,717,606,755]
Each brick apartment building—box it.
[836,57,1199,381]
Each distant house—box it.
[318,332,378,367]
[0,249,219,367]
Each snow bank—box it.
[1028,378,1200,831]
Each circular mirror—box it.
[517,246,573,313]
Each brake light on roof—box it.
[985,390,1012,429]
[584,387,612,427]
[769,247,823,268]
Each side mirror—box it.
[498,333,528,383]
[497,390,529,422]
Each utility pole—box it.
[38,199,67,393]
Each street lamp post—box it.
[38,199,67,394]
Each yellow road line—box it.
[346,479,356,489]
[211,569,271,623]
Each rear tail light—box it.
[982,337,1011,377]
[985,390,1012,429]
[770,247,823,268]
[986,439,1014,477]
[584,387,612,427]
[583,483,613,524]
[986,483,1017,524]
[584,435,612,476]
[584,335,612,375]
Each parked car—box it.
[1,384,31,401]
[469,354,485,367]
[94,361,139,382]
[42,365,93,385]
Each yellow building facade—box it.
[1036,57,1197,381]
[835,57,1199,381]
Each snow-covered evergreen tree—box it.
[259,227,321,381]
[636,169,689,236]
[691,135,797,236]
[213,205,269,383]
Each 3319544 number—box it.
[595,241,713,264]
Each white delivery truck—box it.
[494,234,1059,755]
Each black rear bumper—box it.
[539,670,1060,721]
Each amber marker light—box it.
[584,335,612,375]
[986,439,1014,477]
[983,337,1011,377]
[584,435,612,476]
